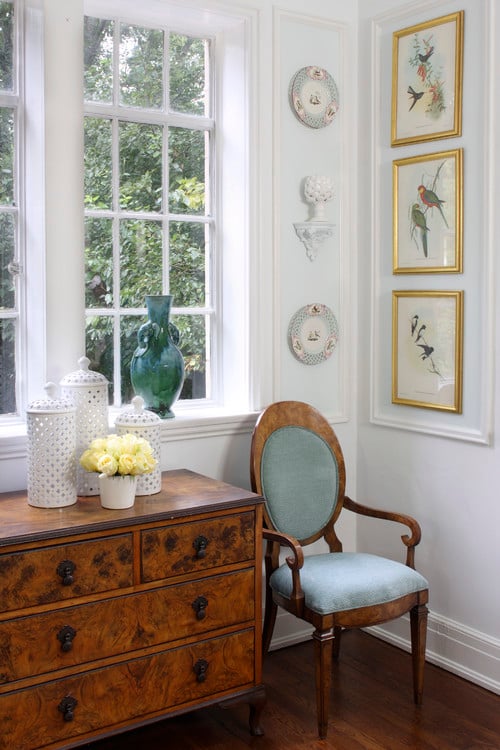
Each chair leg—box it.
[410,602,428,705]
[312,627,334,739]
[333,626,342,659]
[262,585,278,657]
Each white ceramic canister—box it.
[60,356,109,495]
[115,395,162,496]
[26,383,77,508]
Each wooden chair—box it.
[250,400,429,739]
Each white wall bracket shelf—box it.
[293,222,335,261]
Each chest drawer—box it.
[0,628,255,750]
[141,511,255,582]
[0,568,255,684]
[0,535,133,613]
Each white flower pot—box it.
[98,474,137,509]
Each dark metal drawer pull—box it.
[58,695,77,722]
[192,595,208,620]
[193,535,209,559]
[56,560,76,586]
[57,625,77,652]
[193,658,209,683]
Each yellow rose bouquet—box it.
[80,433,157,477]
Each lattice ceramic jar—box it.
[60,357,109,496]
[27,383,77,508]
[115,396,161,496]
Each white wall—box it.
[357,0,500,693]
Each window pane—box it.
[169,34,207,116]
[168,127,206,215]
[84,117,112,209]
[0,108,14,204]
[120,219,162,307]
[175,313,207,400]
[119,121,162,212]
[169,221,206,307]
[0,318,16,414]
[85,217,113,308]
[85,315,113,401]
[121,313,144,404]
[0,1,14,92]
[0,212,14,308]
[84,17,113,104]
[120,24,163,109]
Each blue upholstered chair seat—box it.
[270,552,428,615]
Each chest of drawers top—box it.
[0,469,263,549]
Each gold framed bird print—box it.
[393,148,463,274]
[391,11,464,147]
[392,290,463,413]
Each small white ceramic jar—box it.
[60,357,109,495]
[115,396,162,496]
[26,383,77,508]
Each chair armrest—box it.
[263,528,304,569]
[343,495,422,568]
[263,528,305,612]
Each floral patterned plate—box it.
[289,66,339,128]
[288,303,339,365]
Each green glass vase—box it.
[130,296,185,419]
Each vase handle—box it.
[168,321,180,345]
[135,321,159,356]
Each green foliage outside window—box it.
[0,2,16,415]
[84,17,210,405]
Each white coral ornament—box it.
[304,175,334,221]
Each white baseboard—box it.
[270,610,500,695]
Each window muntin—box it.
[84,15,213,407]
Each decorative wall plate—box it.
[289,66,339,128]
[288,303,339,365]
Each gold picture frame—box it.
[391,11,464,147]
[393,149,463,273]
[392,290,463,412]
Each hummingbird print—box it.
[418,46,434,63]
[407,85,424,111]
[418,185,449,228]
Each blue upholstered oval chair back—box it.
[261,426,340,541]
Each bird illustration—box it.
[418,185,449,228]
[411,315,419,336]
[407,85,424,111]
[415,324,426,343]
[417,344,434,360]
[411,203,430,257]
[418,46,434,63]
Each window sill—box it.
[0,408,260,458]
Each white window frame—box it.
[0,0,45,436]
[84,0,254,423]
[83,19,216,409]
[0,0,267,489]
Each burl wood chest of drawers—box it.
[0,469,265,749]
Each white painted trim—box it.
[371,611,500,696]
[272,8,352,420]
[368,0,494,445]
[269,608,500,696]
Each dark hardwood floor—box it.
[85,630,500,749]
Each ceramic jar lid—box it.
[27,382,76,414]
[115,396,161,427]
[60,356,108,388]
